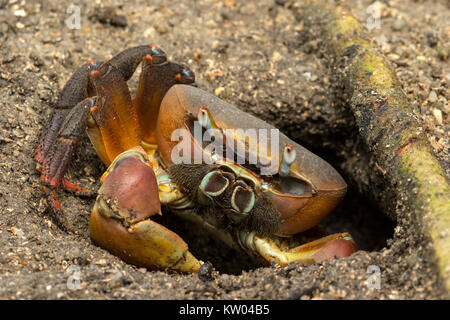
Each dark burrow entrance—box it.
[153,145,395,275]
[65,108,395,275]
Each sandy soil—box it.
[0,0,448,299]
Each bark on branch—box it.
[295,0,450,293]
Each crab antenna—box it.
[279,144,296,176]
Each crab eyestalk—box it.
[90,147,201,273]
[198,107,218,130]
[279,144,296,177]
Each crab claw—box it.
[89,147,201,272]
[241,231,356,266]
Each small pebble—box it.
[109,271,124,285]
[13,10,27,17]
[138,267,147,274]
[375,35,388,45]
[428,91,438,103]
[432,108,443,125]
[272,51,283,62]
[214,87,225,96]
[393,19,405,31]
[387,53,400,61]
[198,262,214,282]
[437,43,449,61]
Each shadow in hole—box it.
[303,144,395,252]
[152,213,261,275]
[76,131,394,274]
[77,124,394,274]
[320,187,395,252]
[151,126,396,274]
[153,179,394,275]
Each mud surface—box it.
[0,0,448,299]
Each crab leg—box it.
[39,98,97,210]
[37,98,94,212]
[35,62,92,167]
[36,45,168,184]
[88,61,141,163]
[240,231,356,266]
[108,45,161,81]
[41,98,93,186]
[90,147,201,272]
[134,57,195,145]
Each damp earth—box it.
[0,0,448,299]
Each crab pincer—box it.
[90,147,201,272]
[240,231,356,266]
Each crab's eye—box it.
[199,170,230,197]
[284,144,296,164]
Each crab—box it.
[35,45,356,273]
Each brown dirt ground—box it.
[0,0,448,299]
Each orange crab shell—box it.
[155,85,347,236]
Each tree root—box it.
[294,0,450,293]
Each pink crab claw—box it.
[89,146,201,272]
